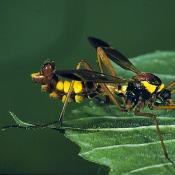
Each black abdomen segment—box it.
[126,82,151,105]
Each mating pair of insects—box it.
[31,37,175,162]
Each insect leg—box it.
[99,83,122,110]
[134,105,173,163]
[59,81,74,126]
[165,81,175,90]
[59,60,91,126]
[153,104,175,110]
[165,81,175,94]
[97,47,117,76]
[96,48,125,109]
[76,59,94,70]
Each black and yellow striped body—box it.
[124,73,165,107]
[111,73,165,108]
[114,81,164,97]
[48,73,165,106]
[133,73,164,96]
[49,80,85,103]
[113,73,164,96]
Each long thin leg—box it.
[76,59,94,70]
[59,81,74,126]
[97,47,117,76]
[96,47,123,109]
[99,83,122,110]
[59,60,90,126]
[165,81,175,94]
[154,105,175,110]
[134,105,173,163]
[165,81,175,90]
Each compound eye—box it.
[42,64,53,77]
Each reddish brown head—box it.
[41,59,55,78]
[31,59,56,84]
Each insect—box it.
[87,37,175,111]
[31,37,128,126]
[31,59,125,125]
[31,37,175,162]
[55,37,175,163]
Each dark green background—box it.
[0,0,175,174]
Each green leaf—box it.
[63,52,175,175]
[64,116,175,175]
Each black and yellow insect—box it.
[31,37,175,163]
[31,59,125,125]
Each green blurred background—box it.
[0,0,175,174]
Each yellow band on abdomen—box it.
[56,80,83,94]
[141,81,164,93]
[56,81,64,91]
[73,81,83,93]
